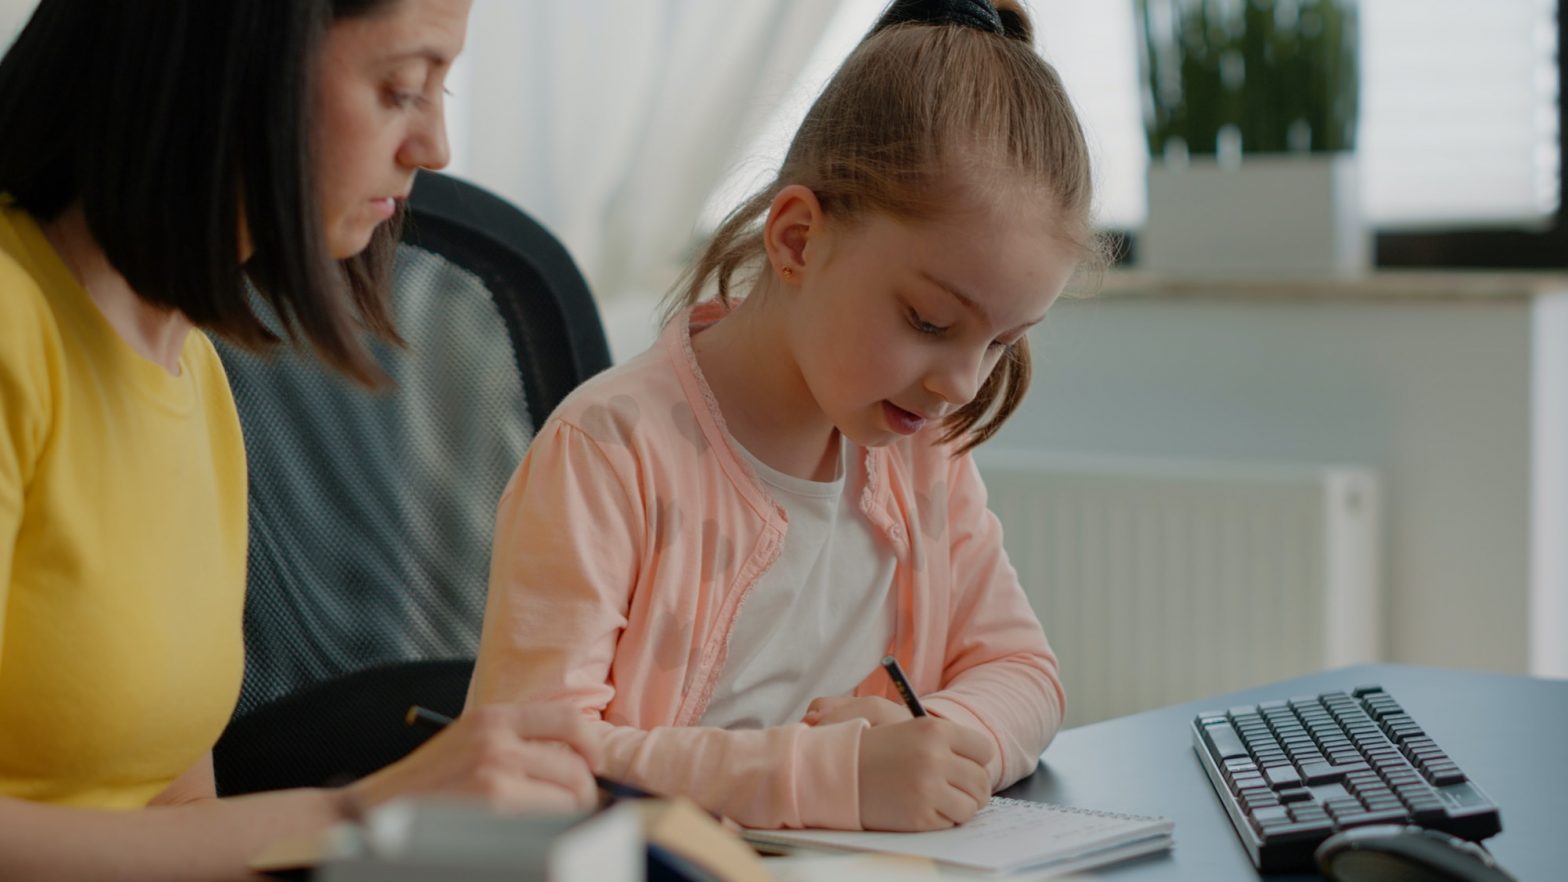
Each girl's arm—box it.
[471,420,872,830]
[592,717,867,829]
[0,703,598,882]
[918,451,1067,791]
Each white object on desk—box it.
[281,799,643,882]
[745,797,1173,878]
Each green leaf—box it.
[1133,0,1360,156]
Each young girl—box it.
[471,0,1103,831]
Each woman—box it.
[0,1,596,878]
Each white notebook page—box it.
[745,797,1173,875]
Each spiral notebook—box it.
[744,797,1173,878]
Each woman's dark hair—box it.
[0,0,405,386]
[672,0,1109,453]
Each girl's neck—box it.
[691,289,842,482]
[40,205,193,376]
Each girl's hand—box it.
[344,703,601,816]
[856,717,996,830]
[803,695,912,728]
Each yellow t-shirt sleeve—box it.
[0,260,60,653]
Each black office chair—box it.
[211,172,612,796]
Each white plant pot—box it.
[1142,153,1370,278]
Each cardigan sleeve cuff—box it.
[790,718,868,830]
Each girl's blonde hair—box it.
[672,0,1108,453]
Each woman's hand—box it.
[345,703,600,816]
[856,717,996,831]
[803,695,912,728]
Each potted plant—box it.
[1135,0,1364,277]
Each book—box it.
[632,797,773,882]
[744,797,1174,878]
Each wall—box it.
[991,282,1564,674]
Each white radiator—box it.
[977,451,1383,727]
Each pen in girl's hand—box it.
[880,655,928,717]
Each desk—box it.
[1000,664,1567,880]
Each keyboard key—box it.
[1250,806,1290,830]
[1371,753,1411,771]
[1238,786,1275,806]
[1323,798,1362,818]
[1353,786,1395,804]
[1335,808,1412,828]
[1202,720,1249,759]
[1257,820,1336,844]
[1299,760,1369,783]
[1265,765,1302,789]
[1288,803,1329,823]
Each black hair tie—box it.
[875,0,1004,35]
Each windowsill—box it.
[1089,268,1568,303]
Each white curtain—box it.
[1,0,35,49]
[453,0,840,321]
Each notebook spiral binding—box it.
[991,797,1159,822]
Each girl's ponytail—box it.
[873,0,1004,35]
[994,1,1034,44]
[871,0,1034,44]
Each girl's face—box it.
[316,0,472,259]
[784,191,1077,448]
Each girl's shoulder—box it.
[545,341,692,450]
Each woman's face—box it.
[316,0,472,258]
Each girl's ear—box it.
[763,184,824,285]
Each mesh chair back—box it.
[214,171,609,724]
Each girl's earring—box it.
[780,266,795,281]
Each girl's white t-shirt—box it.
[698,435,896,730]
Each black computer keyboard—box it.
[1192,685,1502,872]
